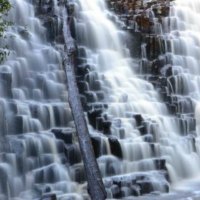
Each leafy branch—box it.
[0,0,11,63]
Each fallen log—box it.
[64,46,106,200]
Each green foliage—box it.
[0,0,11,63]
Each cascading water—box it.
[169,0,200,130]
[74,0,200,198]
[2,0,200,199]
[162,0,200,194]
[0,0,89,199]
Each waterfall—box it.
[1,0,200,199]
[0,0,88,199]
[169,0,200,130]
[75,0,200,197]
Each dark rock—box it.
[51,128,73,144]
[138,125,147,135]
[79,95,88,110]
[64,144,82,165]
[133,114,144,126]
[108,136,123,159]
[41,193,57,200]
[73,165,86,183]
[111,184,121,198]
[91,136,105,157]
[96,91,104,101]
[96,117,104,131]
[69,17,76,39]
[76,64,91,76]
[154,158,167,170]
[84,91,96,103]
[76,57,87,65]
[143,134,154,143]
[145,36,164,60]
[127,32,142,58]
[93,80,102,91]
[102,120,112,135]
[14,115,24,134]
[0,72,12,98]
[43,16,59,42]
[78,47,87,58]
[136,181,154,195]
[88,108,102,129]
[77,81,89,93]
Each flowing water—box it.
[75,0,200,198]
[1,0,200,199]
[0,0,88,199]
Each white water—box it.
[169,0,200,130]
[77,0,200,193]
[163,0,200,190]
[0,0,87,199]
[1,0,200,199]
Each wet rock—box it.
[127,32,142,58]
[43,16,59,42]
[79,93,87,106]
[69,17,76,39]
[88,108,102,129]
[85,71,99,84]
[96,91,104,101]
[179,116,196,136]
[67,3,76,16]
[64,144,82,165]
[91,136,106,157]
[76,64,91,76]
[78,47,87,58]
[138,124,147,135]
[111,184,121,198]
[51,128,74,144]
[131,185,140,196]
[145,36,164,60]
[153,5,170,17]
[137,180,154,195]
[154,158,167,170]
[133,114,144,126]
[41,192,57,200]
[76,57,87,65]
[84,91,96,102]
[96,117,104,131]
[160,64,173,77]
[18,27,30,40]
[102,120,112,135]
[73,164,86,183]
[0,72,12,98]
[92,80,102,91]
[14,115,24,134]
[143,134,154,143]
[77,81,89,93]
[136,15,154,33]
[108,136,123,159]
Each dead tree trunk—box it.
[64,47,106,200]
